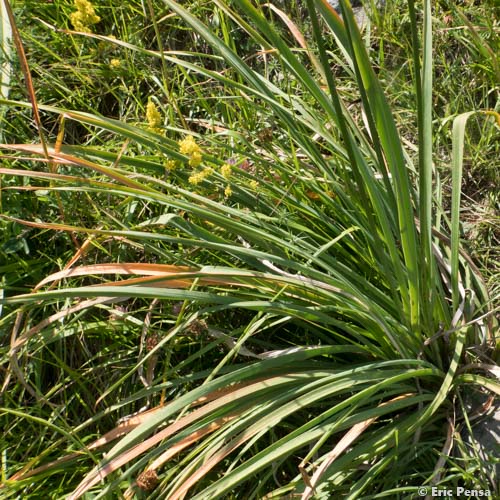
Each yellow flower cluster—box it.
[188,166,212,185]
[146,101,162,131]
[178,135,202,168]
[70,0,100,33]
[109,58,121,69]
[250,180,259,190]
[164,159,177,171]
[220,163,232,179]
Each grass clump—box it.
[0,0,498,498]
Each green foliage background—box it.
[0,0,498,498]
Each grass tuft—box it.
[0,0,498,498]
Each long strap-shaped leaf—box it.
[333,0,421,334]
[451,110,499,314]
[408,0,435,331]
[309,0,412,331]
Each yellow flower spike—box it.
[188,166,212,185]
[178,135,203,167]
[164,159,177,171]
[250,180,259,190]
[188,171,204,185]
[178,135,199,155]
[224,185,232,197]
[188,151,202,168]
[220,163,232,179]
[70,0,100,33]
[146,101,162,131]
[109,59,121,69]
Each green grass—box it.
[0,0,498,498]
